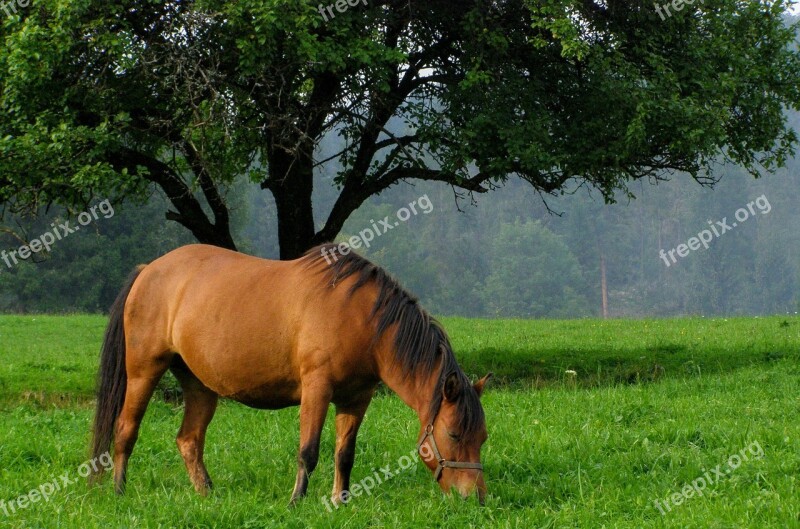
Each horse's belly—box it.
[174,349,301,409]
[228,380,301,410]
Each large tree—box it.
[1,0,799,258]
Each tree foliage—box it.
[1,1,799,258]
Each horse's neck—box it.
[376,345,437,425]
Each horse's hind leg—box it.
[171,361,218,495]
[113,360,169,494]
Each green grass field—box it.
[0,315,798,528]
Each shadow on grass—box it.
[4,318,799,407]
[454,345,798,390]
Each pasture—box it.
[0,315,798,528]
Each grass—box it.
[0,315,798,528]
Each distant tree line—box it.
[2,133,798,317]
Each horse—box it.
[90,243,491,505]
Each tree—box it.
[483,220,590,318]
[0,195,194,312]
[1,1,799,258]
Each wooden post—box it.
[601,253,608,319]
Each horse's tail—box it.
[90,265,145,482]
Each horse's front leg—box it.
[331,391,374,505]
[289,379,332,505]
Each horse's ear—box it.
[443,372,462,402]
[473,372,493,398]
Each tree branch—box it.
[112,148,236,249]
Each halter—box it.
[416,424,483,481]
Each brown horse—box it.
[90,243,491,504]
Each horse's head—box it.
[418,372,492,504]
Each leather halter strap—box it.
[416,424,483,481]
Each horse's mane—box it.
[302,243,484,438]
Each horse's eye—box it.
[447,431,461,442]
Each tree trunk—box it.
[264,151,316,260]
